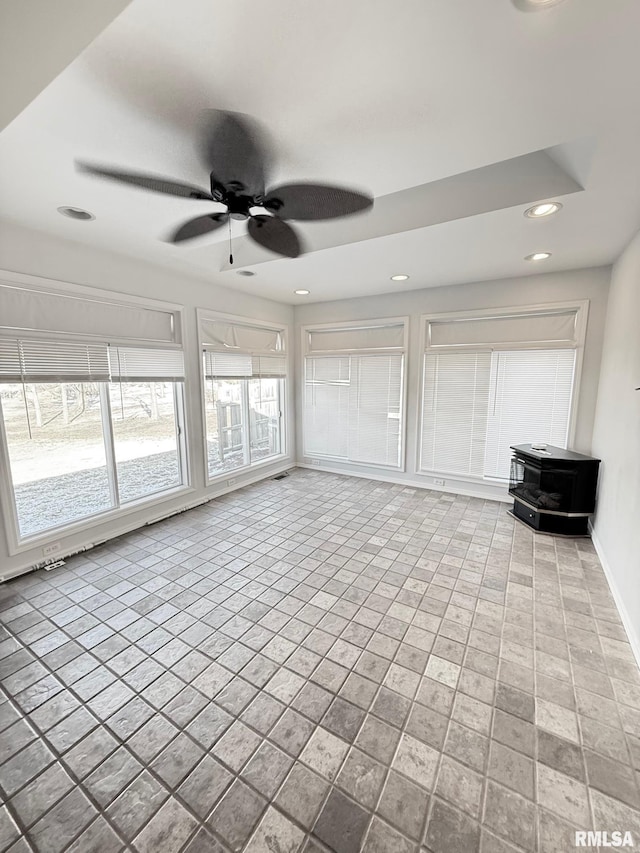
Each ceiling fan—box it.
[77,110,374,262]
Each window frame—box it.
[417,300,589,483]
[197,309,290,486]
[0,272,191,556]
[300,317,409,472]
[0,378,190,553]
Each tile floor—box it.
[1,469,639,853]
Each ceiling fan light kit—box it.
[78,110,374,263]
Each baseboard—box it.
[589,521,640,670]
[296,462,511,504]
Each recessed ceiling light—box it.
[294,289,310,295]
[236,270,256,276]
[525,252,552,261]
[390,274,410,281]
[524,202,563,219]
[512,0,567,11]
[57,206,94,221]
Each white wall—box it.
[294,266,611,499]
[0,0,132,130]
[0,223,294,579]
[591,230,640,659]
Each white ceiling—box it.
[1,0,639,304]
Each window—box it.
[0,338,187,541]
[2,382,113,537]
[302,320,406,469]
[419,304,585,481]
[200,315,286,479]
[483,349,576,479]
[108,346,185,502]
[108,382,183,503]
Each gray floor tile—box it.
[488,741,535,799]
[537,763,591,827]
[151,732,205,787]
[425,798,480,853]
[537,729,586,782]
[435,755,483,819]
[276,764,329,828]
[29,787,98,853]
[183,827,233,853]
[178,755,234,818]
[377,769,429,840]
[244,807,305,853]
[0,739,55,796]
[63,726,120,779]
[10,762,74,828]
[362,816,415,853]
[336,747,386,809]
[133,796,199,853]
[584,748,640,809]
[313,788,370,853]
[64,816,123,853]
[322,697,365,742]
[107,770,169,839]
[241,741,293,798]
[484,780,536,851]
[84,747,143,807]
[212,721,262,773]
[270,707,315,756]
[207,779,267,852]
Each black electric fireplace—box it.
[509,444,600,535]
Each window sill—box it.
[205,453,292,487]
[303,455,405,473]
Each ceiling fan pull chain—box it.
[228,217,233,265]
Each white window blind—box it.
[201,319,284,354]
[0,338,110,383]
[108,347,184,382]
[427,309,579,350]
[483,349,576,479]
[0,340,185,384]
[0,283,178,343]
[307,323,404,353]
[421,352,491,476]
[304,354,403,467]
[348,355,403,466]
[420,348,576,480]
[203,352,286,379]
[304,357,350,459]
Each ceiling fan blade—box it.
[263,183,373,221]
[169,213,229,243]
[77,162,213,200]
[200,110,270,198]
[248,216,302,258]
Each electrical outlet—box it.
[312,459,321,466]
[227,478,236,486]
[42,541,61,557]
[434,478,446,487]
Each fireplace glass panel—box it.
[509,456,577,513]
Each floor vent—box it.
[273,472,290,480]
